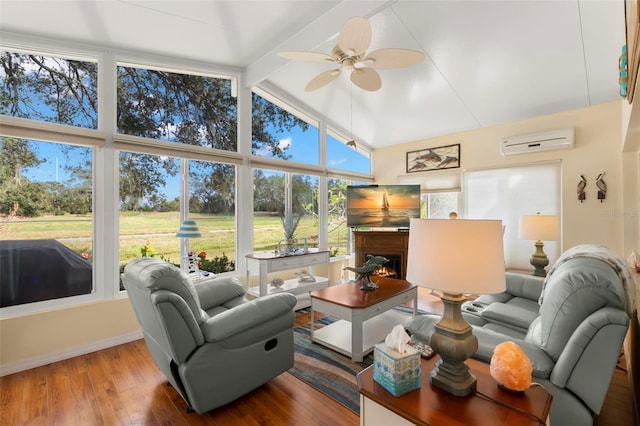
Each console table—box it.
[245,249,329,310]
[358,355,552,425]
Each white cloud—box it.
[278,136,293,150]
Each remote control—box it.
[410,342,435,359]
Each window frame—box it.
[0,39,375,318]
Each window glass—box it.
[327,178,349,256]
[117,65,236,150]
[293,173,318,249]
[464,162,561,270]
[327,133,371,174]
[0,51,97,128]
[421,192,460,219]
[188,160,236,273]
[0,137,94,307]
[251,169,318,253]
[118,151,181,286]
[252,93,318,164]
[253,168,285,252]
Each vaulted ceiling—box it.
[0,0,625,150]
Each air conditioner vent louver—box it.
[501,128,575,156]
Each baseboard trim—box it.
[0,331,143,377]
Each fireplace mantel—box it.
[353,230,409,280]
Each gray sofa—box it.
[462,272,544,337]
[122,257,297,414]
[408,245,636,426]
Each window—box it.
[421,192,460,219]
[117,65,236,150]
[252,169,318,252]
[327,132,371,175]
[0,51,97,128]
[118,151,180,285]
[251,92,318,165]
[188,160,236,273]
[1,43,375,316]
[327,178,349,256]
[464,162,561,270]
[0,138,94,307]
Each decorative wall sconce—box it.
[576,174,586,202]
[596,172,607,202]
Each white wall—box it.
[373,101,627,255]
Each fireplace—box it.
[353,230,409,280]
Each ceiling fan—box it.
[278,17,425,92]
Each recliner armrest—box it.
[195,276,246,310]
[201,292,297,342]
[481,302,539,331]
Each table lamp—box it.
[176,219,202,273]
[406,218,506,396]
[518,213,560,277]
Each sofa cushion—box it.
[481,302,539,331]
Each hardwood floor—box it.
[0,288,635,425]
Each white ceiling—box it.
[0,0,626,150]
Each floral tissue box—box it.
[373,342,421,397]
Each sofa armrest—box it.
[481,302,539,331]
[201,292,296,342]
[550,307,629,413]
[195,276,246,310]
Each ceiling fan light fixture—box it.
[281,16,424,92]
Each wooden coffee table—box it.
[310,277,417,362]
[358,355,553,425]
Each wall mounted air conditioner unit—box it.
[501,128,575,156]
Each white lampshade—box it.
[176,220,202,238]
[519,213,560,242]
[406,219,506,295]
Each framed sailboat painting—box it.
[406,143,460,173]
[346,184,421,229]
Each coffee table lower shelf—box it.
[312,309,412,361]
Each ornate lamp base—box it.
[529,240,549,277]
[429,292,478,396]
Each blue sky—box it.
[24,124,370,201]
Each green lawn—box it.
[1,212,341,269]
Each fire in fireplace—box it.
[368,254,402,279]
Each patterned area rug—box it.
[289,316,373,414]
[289,306,431,414]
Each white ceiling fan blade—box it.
[351,67,381,92]
[278,51,335,63]
[338,17,371,57]
[305,69,341,91]
[364,48,425,69]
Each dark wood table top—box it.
[310,277,416,309]
[358,355,552,426]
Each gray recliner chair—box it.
[408,244,636,426]
[122,257,297,414]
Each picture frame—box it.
[625,0,640,102]
[406,143,460,173]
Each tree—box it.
[1,52,311,215]
[0,137,45,216]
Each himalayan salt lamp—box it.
[489,341,533,393]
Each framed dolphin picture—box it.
[406,143,460,173]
